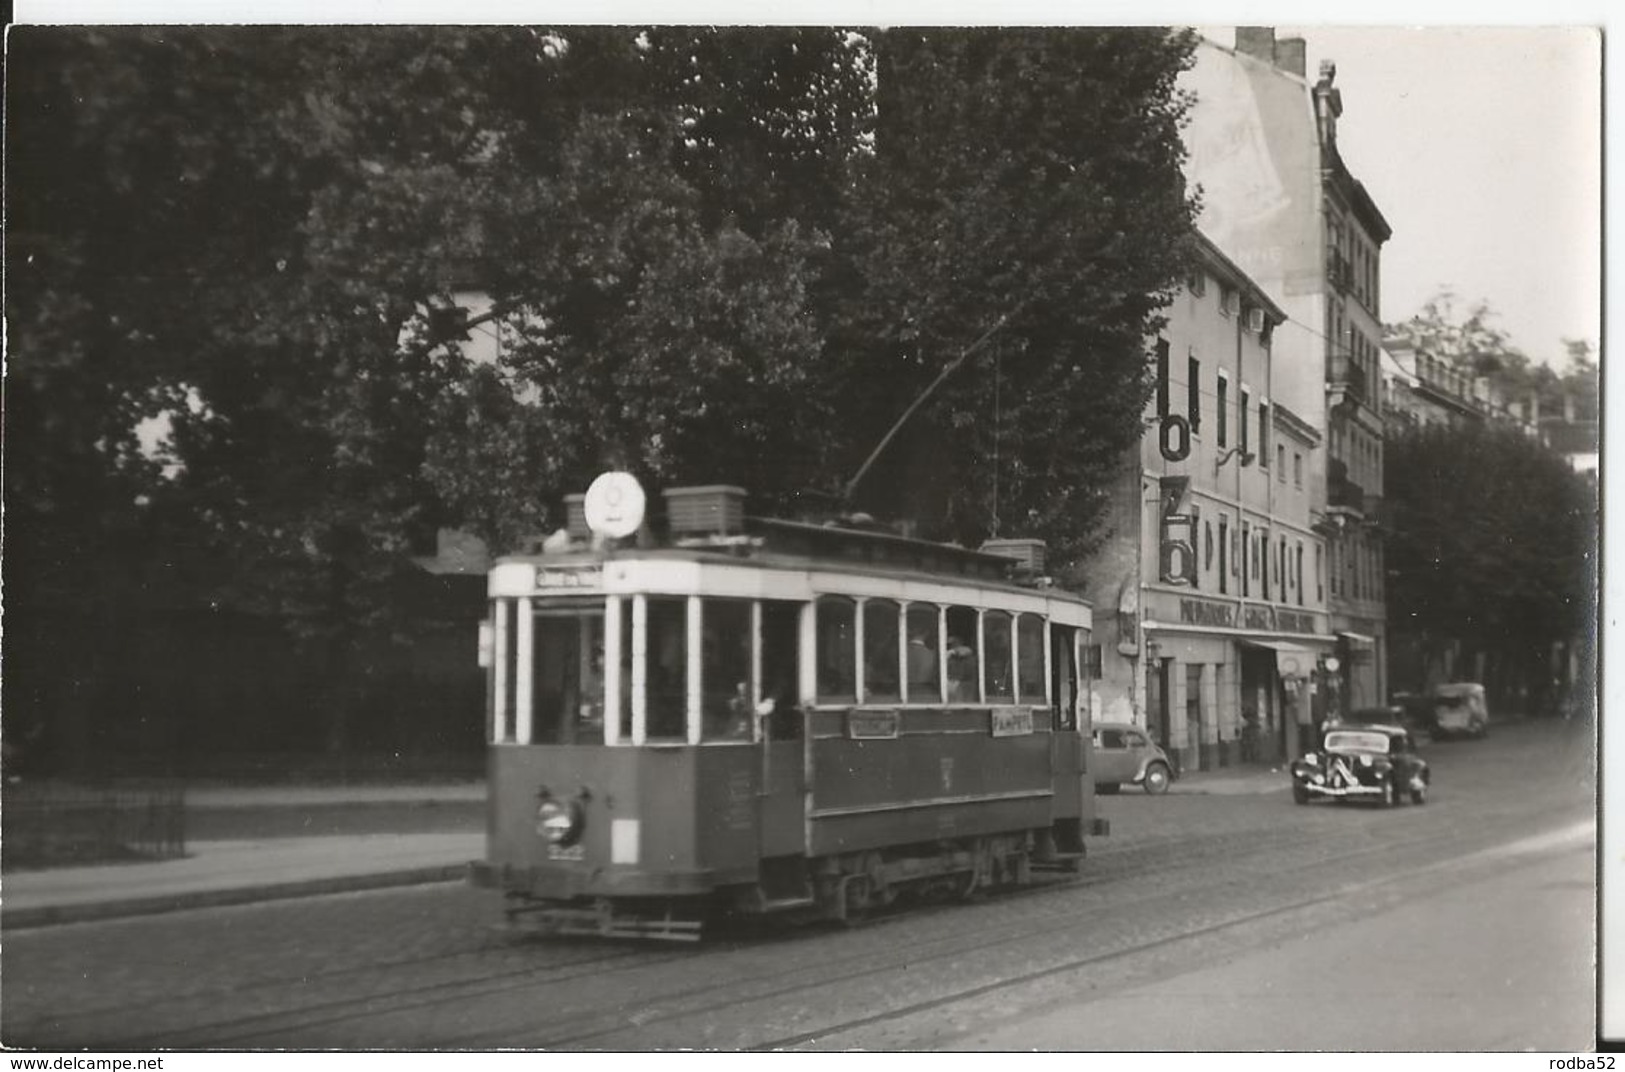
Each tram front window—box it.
[530,611,604,744]
[646,597,688,740]
[702,599,753,741]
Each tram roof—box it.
[491,514,1091,608]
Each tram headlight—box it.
[536,794,585,847]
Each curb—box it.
[1,863,470,931]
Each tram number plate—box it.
[990,708,1034,737]
[547,844,585,862]
[847,710,900,739]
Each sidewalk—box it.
[2,784,486,931]
[1169,764,1288,796]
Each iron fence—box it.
[2,778,186,869]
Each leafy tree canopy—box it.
[7,24,1200,651]
[1384,420,1594,659]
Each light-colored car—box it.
[1430,682,1489,738]
[1091,722,1176,795]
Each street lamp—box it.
[1214,446,1256,475]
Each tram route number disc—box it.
[583,471,646,539]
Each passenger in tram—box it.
[907,628,937,694]
[946,635,977,702]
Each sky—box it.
[14,4,1608,372]
[1275,25,1602,370]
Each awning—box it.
[1241,639,1317,679]
[1338,631,1376,648]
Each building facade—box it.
[1181,27,1392,717]
[1080,235,1335,774]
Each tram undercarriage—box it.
[487,825,1094,942]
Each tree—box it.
[4,26,871,767]
[1384,421,1594,709]
[818,28,1201,580]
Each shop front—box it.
[1142,591,1334,772]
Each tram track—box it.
[148,794,1580,1050]
[463,800,1588,1049]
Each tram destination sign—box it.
[990,707,1035,737]
[532,566,603,594]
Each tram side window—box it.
[1017,614,1046,704]
[816,596,857,704]
[984,610,1015,703]
[701,599,753,741]
[863,600,902,704]
[905,604,941,704]
[760,600,803,738]
[646,597,688,740]
[945,606,979,702]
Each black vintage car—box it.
[1290,722,1430,807]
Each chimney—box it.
[1235,27,1276,62]
[1275,36,1307,76]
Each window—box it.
[1258,530,1269,600]
[816,596,856,703]
[1188,355,1201,433]
[1217,374,1229,447]
[1017,614,1046,703]
[1083,643,1104,680]
[862,599,902,703]
[1097,728,1127,750]
[1293,539,1306,607]
[529,611,602,745]
[1277,444,1287,481]
[983,610,1015,703]
[1218,516,1228,595]
[1187,270,1206,297]
[759,601,802,737]
[1240,388,1250,456]
[1294,452,1303,487]
[1156,338,1170,418]
[1279,536,1287,592]
[1316,545,1324,603]
[646,598,688,740]
[905,604,941,703]
[945,606,980,703]
[1189,504,1201,590]
[701,599,753,740]
[1240,520,1250,597]
[1259,403,1270,466]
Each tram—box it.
[468,475,1107,940]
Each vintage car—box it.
[1290,722,1430,807]
[1091,722,1176,795]
[1430,682,1489,739]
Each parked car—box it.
[1430,682,1489,739]
[1290,721,1430,807]
[1092,722,1176,795]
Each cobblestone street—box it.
[2,719,1593,1050]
